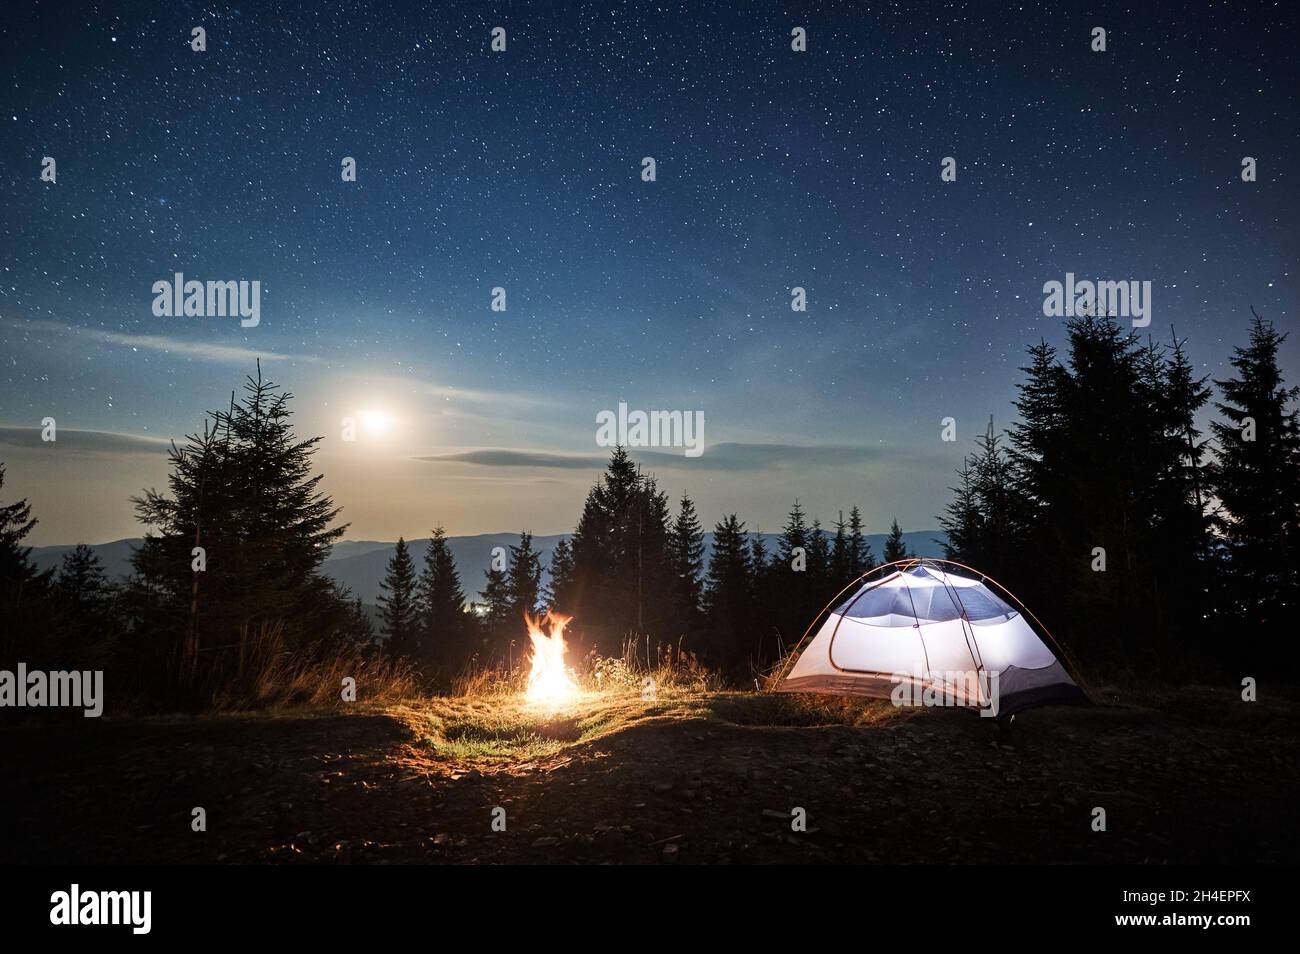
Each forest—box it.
[2,310,1297,712]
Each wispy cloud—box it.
[415,449,605,470]
[418,442,890,473]
[0,426,173,455]
[8,320,314,365]
[637,443,888,471]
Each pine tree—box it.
[993,316,1221,662]
[126,412,229,669]
[416,527,467,668]
[807,517,831,597]
[222,368,347,634]
[830,512,851,582]
[939,459,981,563]
[747,527,775,661]
[703,514,753,672]
[972,423,1018,567]
[129,366,349,668]
[348,595,376,649]
[748,528,770,582]
[480,560,513,660]
[0,462,49,609]
[846,506,874,574]
[378,537,419,657]
[1003,331,1102,642]
[507,531,543,622]
[883,518,911,563]
[1063,316,1156,592]
[57,544,117,631]
[777,501,809,567]
[771,501,815,654]
[1210,311,1300,642]
[317,584,378,654]
[940,419,1020,578]
[0,463,55,662]
[544,536,575,608]
[666,494,706,622]
[1007,340,1069,545]
[1139,332,1216,645]
[1166,331,1213,519]
[566,447,674,652]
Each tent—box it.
[777,559,1085,717]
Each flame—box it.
[524,610,578,703]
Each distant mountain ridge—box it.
[30,530,947,604]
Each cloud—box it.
[0,426,174,455]
[417,442,889,473]
[8,320,314,365]
[415,449,606,470]
[635,442,889,471]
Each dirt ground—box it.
[3,686,1296,864]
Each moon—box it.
[358,409,394,437]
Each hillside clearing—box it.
[3,688,1296,864]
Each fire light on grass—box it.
[524,610,579,704]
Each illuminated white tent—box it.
[778,559,1084,716]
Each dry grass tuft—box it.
[196,622,420,711]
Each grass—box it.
[437,715,567,761]
[409,691,699,762]
[421,641,727,760]
[422,641,732,760]
[398,676,913,765]
[449,638,725,698]
[363,637,921,764]
[181,622,422,713]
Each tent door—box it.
[915,617,983,707]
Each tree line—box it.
[938,310,1299,675]
[1,369,375,707]
[372,448,916,680]
[2,311,1297,705]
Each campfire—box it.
[524,611,579,703]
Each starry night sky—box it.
[2,1,1298,545]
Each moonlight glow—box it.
[358,410,394,437]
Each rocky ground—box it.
[3,686,1296,864]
